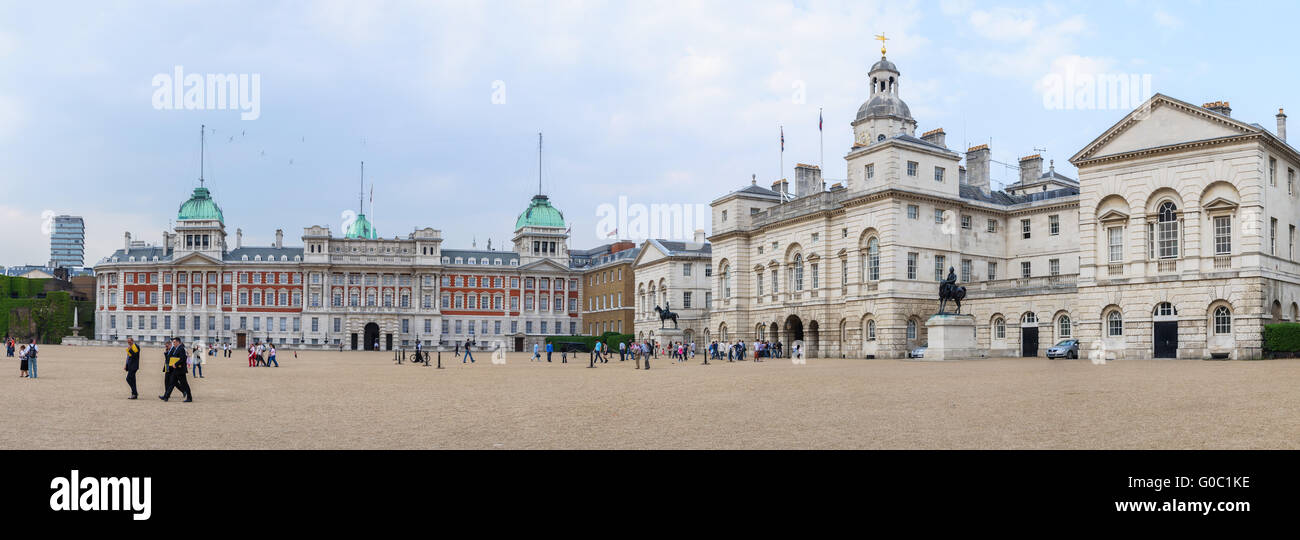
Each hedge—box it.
[0,275,94,343]
[545,332,634,351]
[1263,323,1300,353]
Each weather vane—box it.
[875,33,889,56]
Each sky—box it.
[0,0,1295,268]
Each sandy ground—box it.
[2,344,1298,449]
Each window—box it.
[771,270,778,293]
[934,255,946,281]
[811,232,819,243]
[793,255,804,291]
[721,210,727,222]
[1021,261,1031,278]
[987,219,998,233]
[1269,157,1277,186]
[1108,226,1124,262]
[906,319,917,340]
[683,264,691,277]
[1155,302,1176,317]
[865,163,874,180]
[907,253,917,280]
[867,238,880,281]
[1289,168,1295,195]
[907,205,918,219]
[934,166,945,183]
[961,215,971,229]
[723,266,731,298]
[987,262,997,281]
[961,259,972,282]
[683,292,692,309]
[1021,219,1031,239]
[1270,217,1278,255]
[993,317,1005,339]
[1152,201,1180,259]
[756,272,764,295]
[866,320,876,340]
[1213,306,1232,334]
[1058,316,1072,338]
[810,263,819,289]
[934,209,944,224]
[1049,259,1060,276]
[906,161,918,176]
[1107,310,1123,336]
[1049,215,1060,235]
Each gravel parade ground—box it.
[3,345,1298,449]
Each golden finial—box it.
[874,33,889,56]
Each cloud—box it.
[1153,10,1182,29]
[969,7,1040,41]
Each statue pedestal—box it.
[656,328,686,345]
[922,314,978,361]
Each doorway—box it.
[1021,327,1038,357]
[385,333,393,351]
[514,336,524,352]
[351,333,358,350]
[1154,321,1178,358]
[363,323,379,351]
[236,333,246,349]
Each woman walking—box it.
[190,345,205,378]
[267,344,278,367]
[247,345,257,367]
[18,344,28,377]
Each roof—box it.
[856,92,913,123]
[870,56,898,74]
[649,239,711,257]
[225,247,304,262]
[515,195,566,229]
[441,249,519,265]
[344,213,377,239]
[177,187,224,222]
[959,184,1079,206]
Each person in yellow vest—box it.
[124,337,140,399]
[159,337,192,402]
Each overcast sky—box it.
[0,0,1293,267]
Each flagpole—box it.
[779,125,784,199]
[819,107,824,173]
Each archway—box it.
[807,320,820,358]
[363,322,380,351]
[783,315,804,357]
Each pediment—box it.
[1201,197,1240,213]
[1072,94,1261,164]
[1096,209,1130,222]
[172,252,223,265]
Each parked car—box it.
[1046,339,1079,359]
[907,346,926,359]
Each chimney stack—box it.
[124,231,131,251]
[1203,100,1231,116]
[771,179,790,197]
[162,231,170,253]
[694,229,706,244]
[794,163,822,198]
[964,144,991,192]
[236,228,243,249]
[274,229,284,249]
[1018,154,1044,185]
[921,127,947,148]
[1278,108,1287,142]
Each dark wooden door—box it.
[350,333,358,350]
[1021,327,1038,357]
[1154,321,1178,358]
[514,337,524,352]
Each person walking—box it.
[25,339,38,378]
[190,344,204,378]
[455,341,461,358]
[531,342,540,362]
[247,345,257,367]
[546,341,553,363]
[160,337,192,402]
[5,337,14,357]
[462,338,475,363]
[267,344,278,367]
[124,338,140,399]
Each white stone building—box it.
[632,234,713,345]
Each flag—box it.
[819,109,823,132]
[369,185,373,205]
[780,126,784,152]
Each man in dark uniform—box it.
[124,337,140,399]
[160,337,192,402]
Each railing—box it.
[1157,260,1178,273]
[1107,264,1123,276]
[1214,255,1232,269]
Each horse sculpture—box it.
[654,305,679,329]
[938,266,967,314]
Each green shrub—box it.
[545,332,634,351]
[1264,323,1300,353]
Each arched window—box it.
[1107,310,1124,336]
[867,320,876,340]
[722,266,731,298]
[906,319,917,340]
[793,254,804,291]
[1022,312,1037,324]
[867,238,880,281]
[1155,302,1176,317]
[1057,316,1072,338]
[993,317,1006,339]
[1154,201,1180,259]
[1213,306,1232,334]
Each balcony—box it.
[1213,255,1232,269]
[1107,264,1123,276]
[1157,260,1178,273]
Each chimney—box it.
[1203,100,1231,116]
[236,228,243,249]
[1018,154,1043,185]
[964,144,991,192]
[794,163,822,198]
[693,229,706,244]
[921,127,947,148]
[771,179,789,197]
[162,231,170,253]
[124,231,131,251]
[958,165,967,185]
[274,229,284,249]
[1278,108,1287,142]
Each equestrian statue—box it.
[654,302,679,329]
[938,266,966,314]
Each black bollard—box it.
[436,350,443,369]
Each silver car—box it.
[907,346,926,359]
[1046,339,1079,359]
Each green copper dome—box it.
[515,195,566,230]
[345,213,378,239]
[177,187,224,222]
